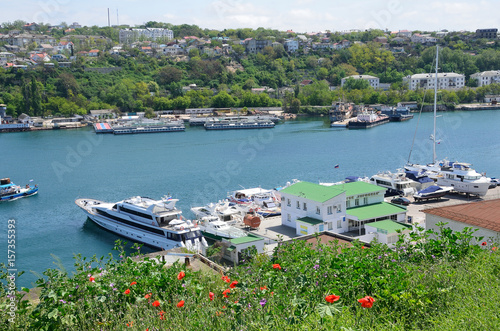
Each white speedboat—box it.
[190,200,245,223]
[197,216,247,239]
[413,185,453,202]
[75,196,207,251]
[405,46,490,197]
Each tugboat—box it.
[0,178,38,201]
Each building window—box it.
[296,201,300,209]
[391,214,397,220]
[316,207,321,215]
[346,200,351,208]
[287,199,291,207]
[363,197,368,205]
[287,214,291,222]
[355,199,359,206]
[303,202,307,211]
[327,206,333,215]
[337,219,342,229]
[337,204,342,212]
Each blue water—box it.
[1,110,500,288]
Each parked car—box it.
[391,197,410,206]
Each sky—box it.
[0,0,497,33]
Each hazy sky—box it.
[1,0,497,33]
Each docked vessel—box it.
[75,196,207,251]
[368,171,416,197]
[405,46,490,197]
[348,111,389,129]
[390,106,414,122]
[329,101,354,124]
[0,178,38,201]
[112,119,185,134]
[204,118,275,130]
[197,216,247,239]
[413,185,453,202]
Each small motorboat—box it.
[413,185,453,202]
[0,178,38,201]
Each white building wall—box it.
[425,214,500,243]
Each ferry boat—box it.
[75,196,207,251]
[112,119,185,134]
[404,46,490,197]
[0,178,38,201]
[348,111,389,129]
[204,118,275,130]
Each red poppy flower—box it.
[126,321,133,327]
[221,275,230,283]
[481,241,487,246]
[124,289,131,295]
[216,311,222,316]
[222,289,230,298]
[222,305,226,309]
[152,300,160,307]
[493,247,498,251]
[145,293,152,299]
[177,271,186,280]
[209,292,215,301]
[361,246,367,249]
[358,296,375,308]
[234,300,238,304]
[325,294,340,303]
[130,281,137,286]
[229,281,238,288]
[89,276,95,282]
[260,286,267,291]
[158,311,165,320]
[272,264,281,270]
[177,300,185,308]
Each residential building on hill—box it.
[119,28,174,44]
[341,75,380,89]
[470,70,500,87]
[476,28,498,39]
[403,72,465,90]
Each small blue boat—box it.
[0,178,38,201]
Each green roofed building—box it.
[280,181,408,243]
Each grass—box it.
[1,225,499,330]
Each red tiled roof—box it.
[423,198,500,232]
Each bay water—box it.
[1,110,500,288]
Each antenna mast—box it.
[433,46,439,164]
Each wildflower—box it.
[432,255,436,259]
[361,246,367,249]
[260,286,267,291]
[209,292,215,301]
[124,289,131,295]
[358,296,376,308]
[216,311,222,316]
[145,293,152,299]
[259,298,267,307]
[230,281,238,289]
[113,288,117,291]
[313,264,320,270]
[248,303,252,308]
[222,305,226,309]
[481,241,487,246]
[152,300,160,307]
[130,281,137,286]
[492,247,498,251]
[222,275,230,283]
[272,264,281,270]
[158,311,165,320]
[59,299,66,304]
[89,276,95,282]
[234,300,239,304]
[325,294,340,303]
[178,271,186,280]
[126,321,133,327]
[223,289,231,298]
[177,300,185,308]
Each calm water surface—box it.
[1,110,500,287]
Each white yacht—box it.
[190,200,245,223]
[369,170,417,197]
[197,216,247,239]
[404,46,491,197]
[75,196,207,251]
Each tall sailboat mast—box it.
[433,46,439,164]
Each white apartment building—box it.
[341,75,380,89]
[284,39,299,52]
[119,28,174,44]
[470,70,500,87]
[403,72,465,90]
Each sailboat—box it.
[404,46,491,197]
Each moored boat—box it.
[348,111,389,129]
[197,216,247,239]
[75,195,207,251]
[413,185,453,202]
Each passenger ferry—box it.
[75,196,207,251]
[204,118,275,130]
